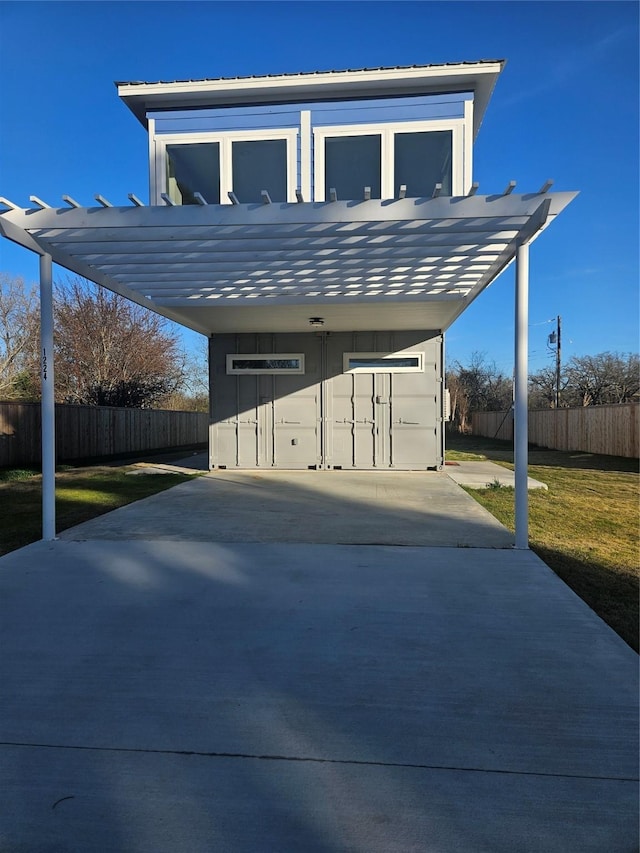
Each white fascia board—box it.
[117,62,504,135]
[443,205,563,331]
[153,292,466,309]
[0,213,47,255]
[148,301,459,335]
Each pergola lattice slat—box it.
[0,192,576,335]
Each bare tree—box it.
[163,338,209,412]
[446,352,512,433]
[445,370,467,432]
[563,352,639,406]
[54,278,186,408]
[529,365,566,409]
[0,273,39,399]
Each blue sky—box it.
[0,0,638,374]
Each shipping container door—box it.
[271,335,322,468]
[389,363,438,468]
[211,331,441,470]
[325,334,377,469]
[324,335,352,469]
[211,367,260,468]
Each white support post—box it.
[39,253,56,540]
[514,241,529,549]
[208,334,215,472]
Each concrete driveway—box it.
[0,465,637,851]
[60,466,515,548]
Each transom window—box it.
[227,354,305,374]
[343,352,424,373]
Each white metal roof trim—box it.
[115,60,505,88]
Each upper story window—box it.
[167,142,220,204]
[231,139,288,203]
[394,130,452,198]
[159,129,298,205]
[324,135,382,200]
[313,120,461,201]
[153,110,467,205]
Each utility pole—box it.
[548,315,562,407]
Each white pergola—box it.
[0,187,576,547]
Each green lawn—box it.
[446,434,640,651]
[0,465,198,557]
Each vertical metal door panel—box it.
[354,372,377,468]
[272,377,319,468]
[215,421,238,467]
[329,372,356,468]
[390,349,439,468]
[257,374,273,467]
[326,333,377,469]
[231,372,258,467]
[211,335,260,468]
[320,333,331,469]
[324,334,352,468]
[271,334,321,468]
[374,373,391,467]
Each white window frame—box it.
[155,128,299,204]
[226,353,306,375]
[313,119,465,201]
[343,352,425,374]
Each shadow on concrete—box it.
[59,468,514,549]
[0,536,638,850]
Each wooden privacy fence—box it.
[0,401,208,467]
[472,403,640,458]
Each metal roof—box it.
[0,189,576,337]
[116,61,505,135]
[115,60,505,88]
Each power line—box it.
[530,317,556,327]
